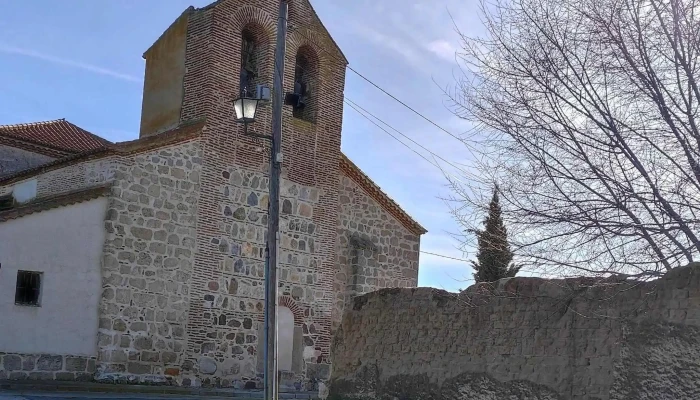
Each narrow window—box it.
[239,24,269,98]
[0,194,13,211]
[240,30,258,96]
[292,46,319,122]
[15,271,42,306]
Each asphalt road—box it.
[0,393,253,400]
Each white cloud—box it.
[0,44,142,83]
[353,25,430,73]
[426,40,458,62]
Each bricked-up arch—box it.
[292,45,320,123]
[279,295,306,326]
[255,295,307,326]
[239,22,270,96]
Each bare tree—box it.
[450,0,700,278]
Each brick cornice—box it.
[340,153,427,236]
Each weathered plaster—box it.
[0,198,108,356]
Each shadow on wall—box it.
[329,263,700,400]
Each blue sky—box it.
[0,0,484,291]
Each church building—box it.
[0,0,424,389]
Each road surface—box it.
[0,392,255,400]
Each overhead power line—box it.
[293,30,468,145]
[345,65,465,143]
[344,99,443,170]
[345,97,470,175]
[420,250,468,262]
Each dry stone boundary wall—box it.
[331,263,700,400]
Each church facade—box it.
[0,0,424,389]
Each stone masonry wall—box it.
[331,264,700,400]
[96,140,202,384]
[0,353,96,382]
[332,173,420,332]
[181,165,328,388]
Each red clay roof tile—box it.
[0,119,111,153]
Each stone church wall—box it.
[330,264,700,400]
[95,140,202,383]
[333,173,421,332]
[182,164,329,388]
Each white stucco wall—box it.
[0,197,107,356]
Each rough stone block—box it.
[113,319,127,332]
[28,371,55,380]
[141,351,160,363]
[162,352,178,364]
[75,372,93,382]
[127,362,152,375]
[130,322,147,332]
[65,357,87,372]
[87,359,96,373]
[199,357,217,375]
[130,227,153,240]
[3,354,22,371]
[9,372,28,380]
[134,337,153,350]
[55,372,76,381]
[37,355,63,371]
[201,342,215,354]
[22,355,36,371]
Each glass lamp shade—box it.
[233,97,259,123]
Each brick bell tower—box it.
[138,0,348,389]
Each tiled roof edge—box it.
[0,184,112,223]
[340,153,427,236]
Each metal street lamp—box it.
[233,93,261,134]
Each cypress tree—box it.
[471,187,521,282]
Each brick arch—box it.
[224,6,277,92]
[285,29,341,119]
[240,21,272,95]
[227,5,276,38]
[279,295,306,326]
[286,29,332,67]
[289,43,320,122]
[255,296,307,326]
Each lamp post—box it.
[233,2,288,397]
